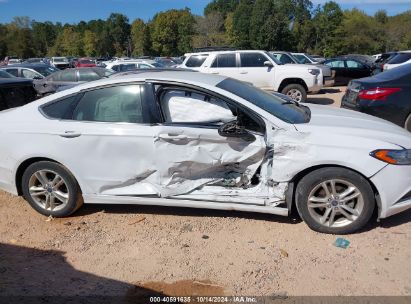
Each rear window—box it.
[388,53,411,64]
[374,63,411,81]
[185,55,208,67]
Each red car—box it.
[75,58,96,68]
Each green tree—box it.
[106,13,131,56]
[232,0,254,48]
[83,30,98,56]
[31,21,57,56]
[204,0,240,18]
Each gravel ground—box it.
[1,86,410,298]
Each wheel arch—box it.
[277,78,308,93]
[15,157,76,196]
[285,164,380,215]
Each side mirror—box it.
[218,120,255,142]
[264,61,274,67]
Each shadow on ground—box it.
[305,98,335,105]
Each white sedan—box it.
[0,71,410,234]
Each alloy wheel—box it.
[286,89,303,102]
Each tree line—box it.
[1,0,410,59]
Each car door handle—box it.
[210,72,219,74]
[240,71,248,74]
[158,134,188,140]
[59,131,81,138]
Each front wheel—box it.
[281,84,307,103]
[22,161,83,217]
[295,167,375,234]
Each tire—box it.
[405,113,411,132]
[22,161,83,217]
[295,167,375,234]
[281,84,307,103]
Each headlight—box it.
[370,149,411,165]
[308,68,320,76]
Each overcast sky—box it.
[0,0,410,24]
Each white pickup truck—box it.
[50,57,70,70]
[180,50,323,102]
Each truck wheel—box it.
[281,84,307,103]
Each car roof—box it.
[0,63,51,68]
[184,50,267,56]
[0,77,32,86]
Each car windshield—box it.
[54,58,68,62]
[374,63,411,80]
[33,66,59,77]
[95,69,115,77]
[265,52,282,65]
[388,53,411,64]
[216,78,310,124]
[0,70,14,78]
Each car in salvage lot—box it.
[0,71,410,234]
[341,63,411,132]
[180,50,324,102]
[0,77,37,110]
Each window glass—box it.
[293,54,310,64]
[111,65,120,72]
[60,70,77,82]
[5,69,18,77]
[325,60,345,68]
[346,60,364,68]
[388,53,411,64]
[211,53,236,68]
[138,63,152,69]
[240,53,268,67]
[185,55,208,67]
[273,54,295,64]
[0,70,14,78]
[41,95,79,119]
[79,70,100,81]
[160,90,235,123]
[73,85,143,123]
[22,69,40,79]
[120,64,137,71]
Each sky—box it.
[0,0,410,24]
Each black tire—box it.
[22,161,83,217]
[405,113,411,132]
[295,167,375,234]
[281,84,307,103]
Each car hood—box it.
[295,104,411,149]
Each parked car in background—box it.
[1,71,411,234]
[23,58,48,64]
[0,77,37,111]
[342,63,411,132]
[104,59,164,72]
[75,58,96,68]
[155,57,178,67]
[291,53,320,64]
[181,50,324,102]
[0,70,16,78]
[323,57,374,85]
[373,52,398,74]
[383,51,411,70]
[50,57,70,69]
[309,55,326,63]
[7,57,23,64]
[343,54,376,67]
[33,67,114,96]
[0,64,59,80]
[271,51,334,87]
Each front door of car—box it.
[237,53,274,89]
[345,60,370,80]
[150,85,267,199]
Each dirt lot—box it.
[1,86,411,298]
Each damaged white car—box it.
[0,71,410,234]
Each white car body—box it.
[180,50,323,94]
[104,60,161,72]
[0,71,410,228]
[383,51,411,70]
[50,57,70,69]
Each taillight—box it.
[358,87,401,100]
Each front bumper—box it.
[371,164,411,218]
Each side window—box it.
[22,69,40,79]
[346,60,364,68]
[79,70,100,81]
[138,63,152,69]
[41,95,79,119]
[111,65,119,72]
[60,70,77,82]
[278,54,294,64]
[211,53,236,68]
[185,55,208,67]
[120,64,137,71]
[240,53,268,67]
[5,69,18,77]
[325,60,344,68]
[159,89,236,123]
[73,85,144,123]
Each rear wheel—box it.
[22,161,83,217]
[405,113,411,132]
[281,84,307,103]
[295,167,375,234]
